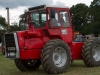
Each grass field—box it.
[0,52,100,75]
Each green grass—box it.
[0,51,100,75]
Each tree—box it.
[70,3,89,34]
[89,0,100,34]
[82,23,94,34]
[0,15,7,30]
[19,13,28,30]
[0,15,7,42]
[10,21,20,32]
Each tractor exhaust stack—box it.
[6,7,10,32]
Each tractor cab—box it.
[26,5,74,44]
[27,5,71,28]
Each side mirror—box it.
[50,9,55,18]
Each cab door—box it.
[59,10,74,44]
[47,8,61,37]
[47,8,74,44]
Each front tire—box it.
[41,39,71,74]
[82,38,100,67]
[14,59,41,72]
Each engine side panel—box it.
[25,38,43,49]
[20,49,41,59]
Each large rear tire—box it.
[14,59,41,72]
[82,38,100,67]
[41,39,71,74]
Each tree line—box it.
[70,0,100,35]
[0,0,100,41]
[0,14,27,42]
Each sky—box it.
[0,0,93,24]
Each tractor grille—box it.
[5,34,16,49]
[4,33,17,58]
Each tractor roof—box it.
[29,4,69,11]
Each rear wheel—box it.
[82,38,100,67]
[14,59,41,72]
[41,39,71,74]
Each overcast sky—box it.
[0,0,93,24]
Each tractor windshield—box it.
[30,10,46,28]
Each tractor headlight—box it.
[7,47,16,51]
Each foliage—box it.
[19,13,28,30]
[0,13,27,42]
[10,22,20,32]
[88,0,100,34]
[0,15,7,30]
[70,0,100,35]
[70,3,89,33]
[0,16,7,42]
[9,13,27,32]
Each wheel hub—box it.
[53,47,67,67]
[92,44,100,61]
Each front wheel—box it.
[14,59,41,72]
[41,39,71,74]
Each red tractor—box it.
[4,5,100,74]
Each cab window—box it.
[30,10,46,28]
[60,11,70,27]
[50,9,61,27]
